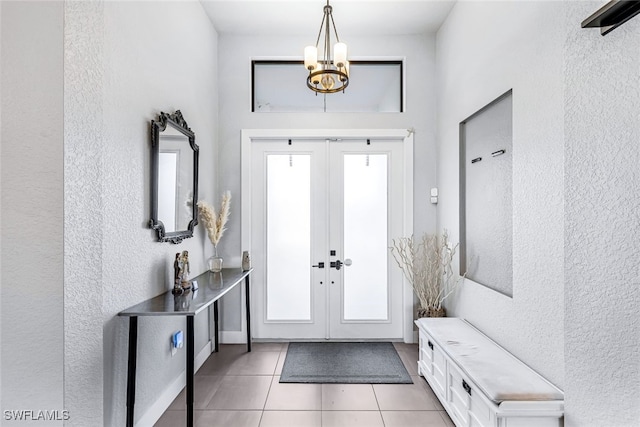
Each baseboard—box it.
[220,330,246,344]
[135,341,212,427]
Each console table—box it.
[118,268,253,427]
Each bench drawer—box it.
[431,340,447,400]
[419,330,447,401]
[448,362,493,427]
[447,361,469,426]
[419,330,434,374]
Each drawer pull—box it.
[462,379,472,396]
[427,340,434,350]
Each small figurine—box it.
[180,250,191,289]
[173,252,190,294]
[242,251,251,271]
[174,253,182,287]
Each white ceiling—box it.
[200,0,457,37]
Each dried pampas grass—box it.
[197,191,231,248]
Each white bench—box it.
[415,318,563,427]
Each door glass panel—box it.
[343,154,388,320]
[266,154,312,320]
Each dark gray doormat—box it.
[279,342,413,384]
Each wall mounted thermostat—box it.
[430,188,438,204]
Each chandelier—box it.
[304,0,349,94]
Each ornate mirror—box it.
[150,110,199,243]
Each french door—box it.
[249,137,407,340]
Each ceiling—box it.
[200,0,457,37]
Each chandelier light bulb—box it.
[340,61,350,82]
[321,73,336,90]
[334,42,347,67]
[311,64,323,85]
[304,46,318,71]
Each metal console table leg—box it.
[245,276,251,352]
[213,300,219,352]
[186,315,195,427]
[126,316,138,427]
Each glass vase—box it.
[208,247,223,273]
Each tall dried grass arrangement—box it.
[197,191,231,248]
[391,230,462,311]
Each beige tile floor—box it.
[155,342,454,427]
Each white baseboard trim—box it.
[220,330,246,344]
[195,342,212,372]
[135,341,212,427]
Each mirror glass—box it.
[150,111,199,243]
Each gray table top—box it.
[118,268,253,317]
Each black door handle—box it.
[330,259,352,270]
[312,262,325,268]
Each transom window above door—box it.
[251,60,403,113]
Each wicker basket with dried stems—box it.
[391,230,462,318]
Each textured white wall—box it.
[438,1,640,423]
[217,33,437,331]
[1,2,65,424]
[436,1,565,388]
[64,1,104,425]
[63,1,218,426]
[1,0,3,411]
[564,2,640,425]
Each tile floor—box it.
[155,342,455,427]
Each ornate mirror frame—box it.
[149,110,199,243]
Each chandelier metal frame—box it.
[305,0,349,94]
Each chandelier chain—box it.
[324,9,331,65]
[314,11,326,48]
[329,9,341,43]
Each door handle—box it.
[312,262,325,268]
[330,259,352,270]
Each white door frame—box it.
[241,128,415,343]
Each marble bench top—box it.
[416,317,564,404]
